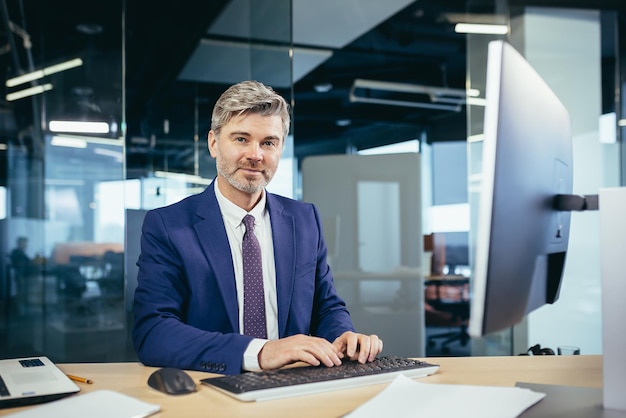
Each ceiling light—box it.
[50,134,123,147]
[350,79,469,112]
[50,136,88,148]
[6,58,83,87]
[454,23,508,35]
[6,83,53,101]
[314,83,333,93]
[93,147,123,161]
[49,120,110,134]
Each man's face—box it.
[208,112,284,198]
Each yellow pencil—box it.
[66,374,93,384]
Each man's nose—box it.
[246,143,263,160]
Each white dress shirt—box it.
[214,183,278,371]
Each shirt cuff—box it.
[243,338,268,372]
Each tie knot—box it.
[243,214,255,231]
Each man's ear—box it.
[208,130,217,157]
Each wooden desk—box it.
[0,356,602,418]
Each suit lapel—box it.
[267,194,296,338]
[193,183,239,332]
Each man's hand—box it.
[257,334,344,371]
[333,331,383,363]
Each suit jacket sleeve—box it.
[132,202,254,375]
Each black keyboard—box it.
[200,356,439,402]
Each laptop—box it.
[0,356,80,409]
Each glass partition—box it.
[302,153,425,358]
[1,1,126,362]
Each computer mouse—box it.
[147,367,197,395]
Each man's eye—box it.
[235,137,246,142]
[263,141,277,147]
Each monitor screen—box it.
[469,40,573,337]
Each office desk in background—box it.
[0,356,602,418]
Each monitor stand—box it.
[516,383,624,418]
[519,187,626,417]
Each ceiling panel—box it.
[178,39,332,87]
[179,0,416,85]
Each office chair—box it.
[426,299,470,354]
[425,276,470,355]
[423,234,471,355]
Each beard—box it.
[216,157,274,194]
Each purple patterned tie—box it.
[242,214,267,339]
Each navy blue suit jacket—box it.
[132,182,354,374]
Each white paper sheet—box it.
[6,390,160,418]
[346,374,545,418]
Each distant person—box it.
[9,236,36,303]
[10,237,32,273]
[133,80,383,375]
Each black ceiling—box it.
[2,0,626,179]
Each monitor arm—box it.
[554,194,599,211]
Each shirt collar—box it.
[214,181,267,229]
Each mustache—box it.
[238,163,264,172]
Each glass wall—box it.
[0,1,126,361]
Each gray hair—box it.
[211,80,291,140]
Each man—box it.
[10,237,32,278]
[133,80,382,375]
[10,236,36,304]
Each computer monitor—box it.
[467,38,626,417]
[468,40,573,337]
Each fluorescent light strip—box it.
[93,147,123,161]
[6,83,53,101]
[49,120,110,134]
[6,58,83,87]
[455,23,508,35]
[50,134,124,146]
[50,136,87,148]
